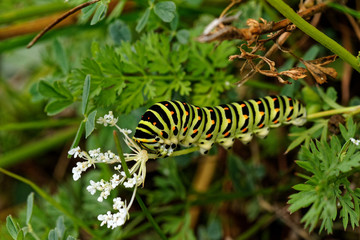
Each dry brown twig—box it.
[198,1,338,86]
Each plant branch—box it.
[266,0,360,73]
[0,168,99,238]
[27,0,100,48]
[307,105,360,120]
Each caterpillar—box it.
[133,96,306,157]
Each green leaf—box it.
[109,20,132,44]
[176,29,190,44]
[53,39,69,74]
[25,193,34,225]
[38,81,67,99]
[82,75,91,115]
[85,110,97,138]
[90,3,107,25]
[48,229,57,240]
[136,8,150,32]
[45,100,73,116]
[66,236,76,240]
[16,230,24,240]
[154,1,176,22]
[56,216,65,239]
[81,3,97,22]
[6,215,19,240]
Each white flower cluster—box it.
[350,138,360,146]
[96,111,118,127]
[68,147,119,181]
[98,198,129,229]
[68,112,153,229]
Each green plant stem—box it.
[171,146,200,157]
[0,2,71,24]
[0,119,78,131]
[0,127,77,168]
[237,214,274,240]
[67,121,85,158]
[307,105,360,120]
[266,0,360,73]
[113,131,167,240]
[0,168,99,239]
[328,2,360,19]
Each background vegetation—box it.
[1,0,360,239]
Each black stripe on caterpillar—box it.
[133,96,306,157]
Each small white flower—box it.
[68,146,81,158]
[97,111,118,127]
[114,164,122,171]
[113,197,125,210]
[350,138,360,146]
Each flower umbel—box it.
[69,112,154,228]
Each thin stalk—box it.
[113,131,167,240]
[0,127,77,168]
[0,168,99,239]
[0,2,71,24]
[0,119,78,131]
[266,0,360,73]
[307,105,360,120]
[237,214,275,240]
[171,146,200,157]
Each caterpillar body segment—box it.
[133,96,307,157]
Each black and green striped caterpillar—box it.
[133,96,306,157]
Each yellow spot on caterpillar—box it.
[259,111,264,116]
[224,132,230,137]
[243,115,248,119]
[196,107,200,109]
[148,117,150,120]
[160,132,164,136]
[171,111,174,115]
[258,123,264,128]
[193,129,198,134]
[227,119,231,123]
[241,104,246,107]
[165,103,169,106]
[206,133,212,138]
[275,108,280,112]
[289,106,294,110]
[211,120,215,124]
[183,102,187,105]
[241,128,248,133]
[198,116,201,120]
[224,107,229,110]
[287,117,291,121]
[288,98,292,101]
[257,100,262,104]
[184,127,188,131]
[172,126,176,130]
[153,122,157,126]
[153,139,157,142]
[273,119,279,124]
[185,111,189,116]
[273,97,277,101]
[210,109,214,112]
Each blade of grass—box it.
[0,127,77,168]
[266,0,360,73]
[0,168,100,239]
[0,119,78,131]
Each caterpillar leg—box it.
[159,143,178,157]
[238,133,253,144]
[254,127,270,139]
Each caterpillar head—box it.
[133,131,161,154]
